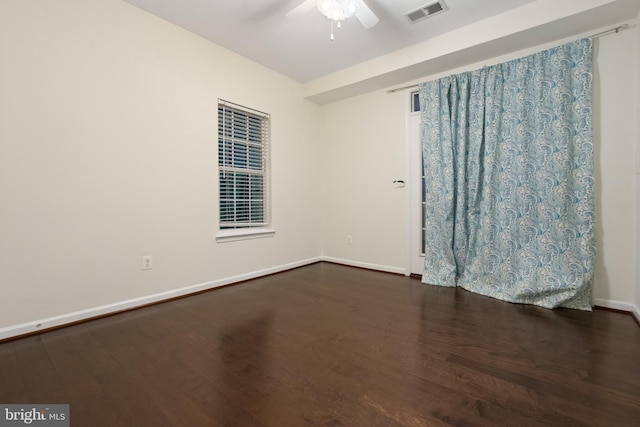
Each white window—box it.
[216,100,273,242]
[411,90,421,113]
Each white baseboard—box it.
[321,256,407,275]
[5,260,632,341]
[0,256,322,341]
[593,298,640,322]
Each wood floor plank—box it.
[0,262,638,426]
[11,335,68,404]
[86,316,236,427]
[0,343,25,402]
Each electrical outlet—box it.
[347,235,353,245]
[142,255,153,270]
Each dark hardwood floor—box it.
[1,262,639,426]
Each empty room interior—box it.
[1,0,639,426]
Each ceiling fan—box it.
[286,0,380,34]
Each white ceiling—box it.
[122,0,639,103]
[121,0,537,83]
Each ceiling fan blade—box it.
[354,0,379,28]
[286,0,317,19]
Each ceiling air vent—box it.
[405,1,448,24]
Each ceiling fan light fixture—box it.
[317,0,359,22]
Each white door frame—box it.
[405,91,424,276]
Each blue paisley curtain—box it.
[419,38,595,310]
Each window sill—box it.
[216,228,276,243]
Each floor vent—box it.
[405,1,448,24]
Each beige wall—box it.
[0,0,321,334]
[592,26,637,305]
[320,25,639,306]
[636,10,640,316]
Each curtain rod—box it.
[386,23,635,94]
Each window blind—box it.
[218,100,270,229]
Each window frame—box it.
[216,99,274,243]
